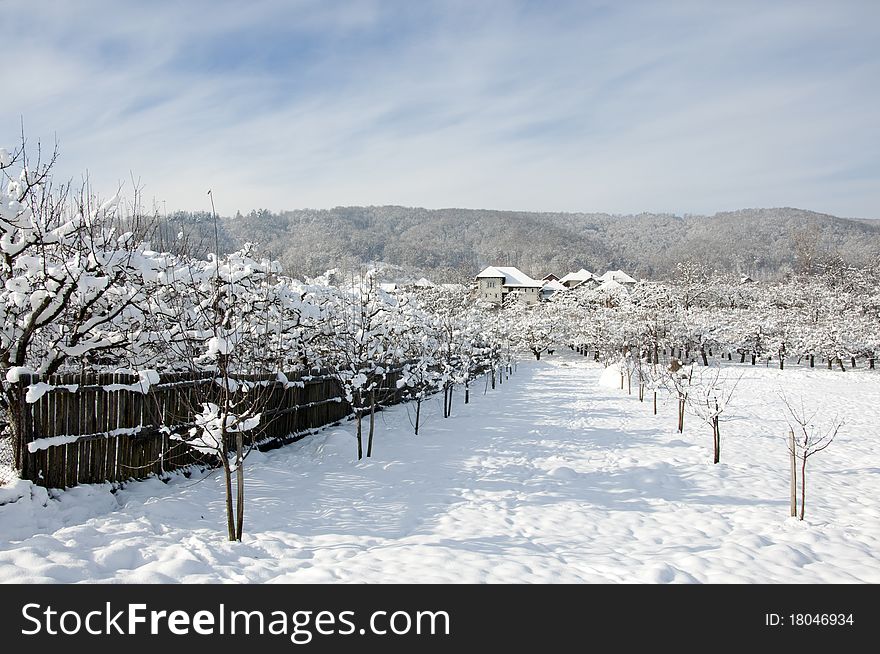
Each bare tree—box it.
[779,392,842,520]
[663,358,692,434]
[687,366,741,464]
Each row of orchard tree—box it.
[509,260,880,371]
[501,264,874,523]
[0,143,520,540]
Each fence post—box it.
[789,429,797,517]
[12,374,35,480]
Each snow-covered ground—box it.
[1,348,878,583]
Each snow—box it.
[207,336,231,356]
[5,366,36,383]
[101,370,160,394]
[1,349,879,583]
[25,382,52,403]
[596,278,629,294]
[542,279,566,292]
[598,269,636,284]
[598,364,624,389]
[27,427,143,453]
[559,268,596,284]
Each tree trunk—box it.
[838,358,846,372]
[740,352,746,363]
[678,398,685,433]
[870,358,875,370]
[827,358,832,370]
[367,392,376,457]
[789,430,797,517]
[700,349,708,366]
[712,418,720,464]
[810,354,814,368]
[653,391,657,415]
[727,352,732,361]
[779,356,784,370]
[800,456,807,521]
[355,411,363,460]
[235,432,244,541]
[221,455,235,541]
[620,373,624,390]
[851,356,856,369]
[465,381,469,404]
[414,398,421,435]
[751,354,756,365]
[447,384,453,417]
[627,374,631,395]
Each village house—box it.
[475,266,543,305]
[540,278,567,301]
[559,268,598,289]
[597,269,637,285]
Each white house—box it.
[559,268,598,289]
[475,266,543,305]
[598,269,636,285]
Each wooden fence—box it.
[11,368,406,489]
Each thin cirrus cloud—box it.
[1,0,878,219]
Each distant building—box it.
[540,278,567,301]
[542,273,560,282]
[559,268,598,289]
[597,270,637,285]
[413,277,435,288]
[740,275,755,284]
[475,266,543,305]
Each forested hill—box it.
[164,206,880,282]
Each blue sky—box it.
[2,0,878,218]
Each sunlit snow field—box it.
[1,348,878,583]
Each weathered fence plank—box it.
[15,368,415,489]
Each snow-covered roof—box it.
[559,268,596,284]
[596,278,629,294]
[475,266,542,288]
[379,283,397,292]
[542,279,567,292]
[413,277,435,288]
[598,270,636,284]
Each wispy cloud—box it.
[2,0,878,218]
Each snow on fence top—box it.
[10,367,409,489]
